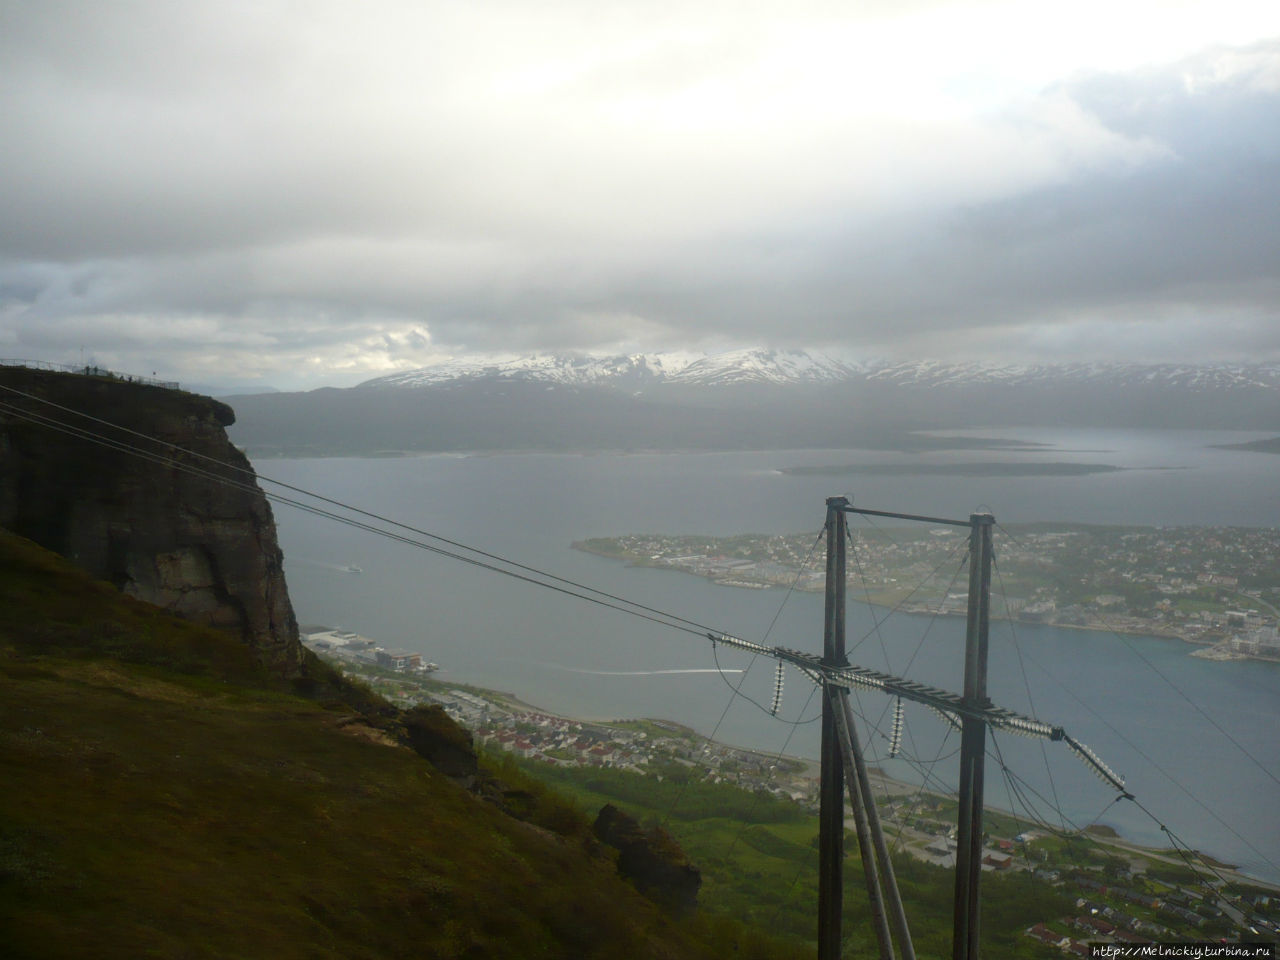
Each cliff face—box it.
[0,366,302,674]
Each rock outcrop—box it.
[400,704,479,785]
[0,366,302,674]
[593,803,701,913]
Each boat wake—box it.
[542,665,742,677]
[293,558,363,574]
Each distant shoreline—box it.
[235,433,1070,461]
[572,531,1280,663]
[779,461,1128,477]
[477,685,1280,890]
[1212,436,1280,455]
[329,651,1280,891]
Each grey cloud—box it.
[905,47,1280,330]
[582,43,1280,357]
[426,45,1280,358]
[2,3,1279,383]
[0,2,480,261]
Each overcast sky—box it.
[2,0,1278,390]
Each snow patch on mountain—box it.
[862,361,1280,391]
[359,354,667,387]
[358,348,857,389]
[665,348,859,385]
[358,351,1280,393]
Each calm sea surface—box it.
[257,429,1280,881]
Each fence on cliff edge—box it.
[0,358,181,391]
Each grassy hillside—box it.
[513,761,1077,958]
[0,530,797,960]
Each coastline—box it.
[572,538,1280,663]
[320,647,1280,893]
[481,685,1280,892]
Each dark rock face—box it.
[400,704,479,786]
[0,367,302,675]
[593,803,701,913]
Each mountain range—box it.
[358,349,1280,393]
[358,349,859,389]
[224,350,1280,457]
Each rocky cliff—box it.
[0,366,302,674]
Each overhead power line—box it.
[0,382,731,638]
[3,380,1274,932]
[0,386,729,642]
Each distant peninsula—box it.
[1212,436,1280,455]
[574,524,1280,661]
[779,461,1126,477]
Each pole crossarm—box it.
[706,632,1127,792]
[840,504,973,528]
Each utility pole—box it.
[830,686,913,960]
[953,513,994,960]
[818,496,848,960]
[834,689,916,960]
[711,502,1120,960]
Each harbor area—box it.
[301,625,439,674]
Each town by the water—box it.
[304,628,1280,950]
[574,524,1280,662]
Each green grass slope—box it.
[518,762,1078,958]
[0,530,783,960]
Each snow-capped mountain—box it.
[358,350,1280,393]
[664,348,859,385]
[358,348,860,389]
[860,360,1280,392]
[230,350,1280,456]
[359,353,687,388]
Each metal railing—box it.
[0,358,180,391]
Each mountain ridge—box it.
[357,348,859,389]
[224,350,1280,457]
[358,349,1280,393]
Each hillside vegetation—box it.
[0,530,796,959]
[513,760,1076,958]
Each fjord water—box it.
[262,430,1280,882]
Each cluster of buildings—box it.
[999,528,1278,643]
[1017,867,1280,951]
[582,525,1280,659]
[1073,878,1223,929]
[908,817,1030,873]
[310,641,811,800]
[301,628,439,674]
[1229,626,1280,658]
[477,712,648,771]
[466,705,810,800]
[1026,917,1145,956]
[1026,887,1219,954]
[919,834,1016,871]
[659,553,812,588]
